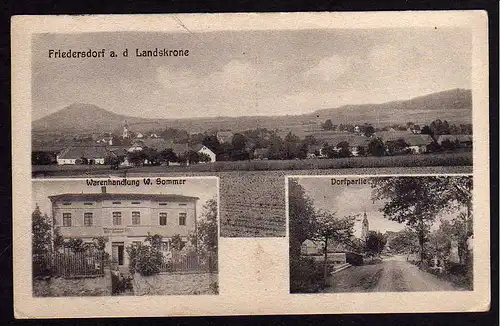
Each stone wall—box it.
[132,272,218,296]
[33,269,111,297]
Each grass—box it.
[33,152,472,176]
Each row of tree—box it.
[321,119,472,137]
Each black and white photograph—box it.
[31,27,474,237]
[12,12,490,317]
[31,177,219,296]
[288,175,473,293]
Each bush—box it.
[290,257,326,293]
[111,271,133,295]
[126,243,163,276]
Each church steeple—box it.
[361,209,369,242]
[123,120,129,139]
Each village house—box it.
[56,146,112,165]
[401,134,434,154]
[436,134,473,148]
[49,186,198,267]
[191,144,217,163]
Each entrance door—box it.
[112,242,125,265]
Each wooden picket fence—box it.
[159,251,217,273]
[33,248,105,278]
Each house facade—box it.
[50,187,198,267]
[56,146,111,165]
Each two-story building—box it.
[49,186,198,267]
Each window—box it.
[131,201,141,204]
[112,212,122,225]
[159,202,167,206]
[159,213,167,226]
[179,203,187,206]
[62,202,71,206]
[84,212,93,226]
[132,212,141,225]
[112,201,121,204]
[84,202,93,206]
[63,213,72,226]
[178,212,186,226]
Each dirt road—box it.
[324,255,460,292]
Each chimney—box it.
[101,186,106,194]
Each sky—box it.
[295,176,461,238]
[32,177,218,220]
[32,28,471,120]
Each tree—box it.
[322,143,335,158]
[267,133,285,160]
[365,231,387,258]
[322,119,333,130]
[420,125,434,137]
[202,135,221,154]
[284,132,301,159]
[368,138,385,156]
[142,147,161,165]
[336,141,351,158]
[288,179,317,261]
[184,150,200,164]
[198,152,212,163]
[363,124,375,137]
[231,133,247,151]
[126,235,163,276]
[127,151,146,166]
[387,138,409,155]
[312,210,355,283]
[171,234,185,251]
[32,205,52,256]
[66,238,88,252]
[92,236,108,251]
[389,228,419,260]
[195,197,218,253]
[371,177,457,262]
[160,148,178,165]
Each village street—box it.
[323,255,460,293]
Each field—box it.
[33,152,472,177]
[32,157,472,237]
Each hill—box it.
[32,88,472,134]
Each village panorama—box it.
[31,89,473,176]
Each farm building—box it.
[56,146,112,165]
[49,186,198,267]
[301,239,363,266]
[401,134,434,154]
[436,134,473,148]
[191,144,217,163]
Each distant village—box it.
[32,119,473,167]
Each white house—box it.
[192,144,216,163]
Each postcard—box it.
[12,12,489,317]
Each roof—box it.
[308,133,371,147]
[191,144,216,153]
[375,130,414,142]
[57,146,110,160]
[401,134,434,146]
[49,193,199,202]
[142,139,173,151]
[436,134,472,144]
